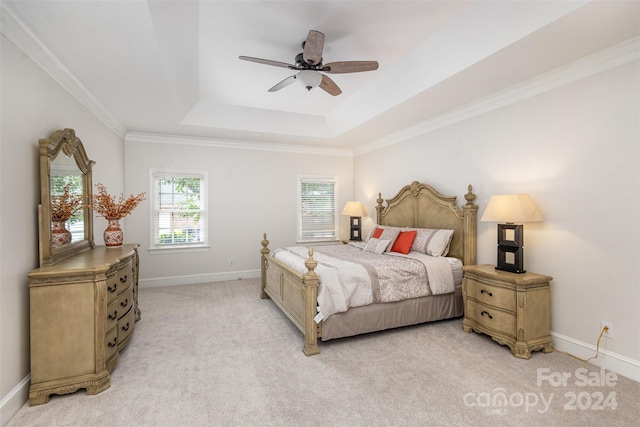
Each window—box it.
[150,170,208,250]
[297,176,338,242]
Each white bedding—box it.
[272,242,459,320]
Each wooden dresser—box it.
[27,244,140,405]
[462,264,552,359]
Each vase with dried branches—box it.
[92,183,146,247]
[50,183,86,248]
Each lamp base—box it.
[495,264,526,274]
[349,216,362,241]
[495,223,526,274]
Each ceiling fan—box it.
[239,30,379,96]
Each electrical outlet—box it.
[229,259,234,265]
[601,321,613,338]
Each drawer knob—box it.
[119,275,128,283]
[107,337,117,347]
[108,311,118,320]
[480,289,493,297]
[121,322,130,332]
[481,310,493,320]
[108,284,117,293]
[120,298,128,307]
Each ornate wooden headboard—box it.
[375,181,478,265]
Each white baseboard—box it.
[1,374,29,427]
[551,331,640,383]
[139,269,260,288]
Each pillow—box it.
[365,226,400,250]
[411,229,455,257]
[390,230,417,255]
[377,227,400,252]
[371,227,384,239]
[363,238,391,254]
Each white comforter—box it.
[272,242,454,320]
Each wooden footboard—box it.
[260,234,320,356]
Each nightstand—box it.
[462,264,553,359]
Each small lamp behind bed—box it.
[481,194,543,274]
[341,202,368,241]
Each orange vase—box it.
[104,218,124,247]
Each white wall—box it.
[0,35,125,424]
[124,137,353,286]
[354,60,639,379]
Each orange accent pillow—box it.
[372,227,384,238]
[391,230,417,255]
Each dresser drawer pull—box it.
[120,298,128,307]
[480,310,493,320]
[108,311,118,320]
[107,337,117,348]
[108,284,117,293]
[121,323,130,332]
[119,275,128,283]
[480,289,493,297]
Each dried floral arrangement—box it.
[51,183,86,221]
[92,183,146,220]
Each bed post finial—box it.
[464,185,476,206]
[304,248,317,274]
[260,233,270,299]
[376,192,384,225]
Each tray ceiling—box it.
[2,1,638,150]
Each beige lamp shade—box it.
[341,201,368,218]
[481,194,543,223]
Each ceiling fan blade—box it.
[303,30,324,65]
[319,74,342,96]
[322,61,379,74]
[239,56,296,69]
[268,75,297,92]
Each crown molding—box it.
[0,2,127,138]
[354,36,640,156]
[125,132,353,157]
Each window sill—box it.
[148,245,210,255]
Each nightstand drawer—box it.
[467,299,515,337]
[465,280,516,312]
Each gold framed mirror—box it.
[39,128,95,266]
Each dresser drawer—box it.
[117,305,135,348]
[106,301,118,330]
[465,279,516,312]
[106,274,119,304]
[105,327,118,360]
[117,284,134,319]
[467,299,515,338]
[105,259,133,303]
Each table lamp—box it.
[341,202,368,241]
[481,194,543,273]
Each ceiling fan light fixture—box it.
[297,70,322,91]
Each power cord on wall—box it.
[563,325,608,363]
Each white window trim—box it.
[148,168,209,253]
[297,175,339,243]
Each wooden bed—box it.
[260,181,478,355]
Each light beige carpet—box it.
[8,278,639,426]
